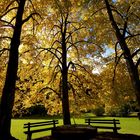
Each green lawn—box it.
[11,117,140,140]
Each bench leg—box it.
[27,133,32,140]
[113,128,117,134]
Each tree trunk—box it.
[104,0,140,108]
[61,31,71,125]
[0,0,26,139]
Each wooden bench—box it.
[85,118,121,134]
[24,119,58,140]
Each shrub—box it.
[105,104,131,117]
[105,106,120,117]
[93,106,105,116]
[27,104,47,116]
[118,104,130,117]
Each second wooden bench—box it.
[85,118,121,134]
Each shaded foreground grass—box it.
[34,132,140,140]
[11,117,140,140]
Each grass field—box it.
[11,117,140,140]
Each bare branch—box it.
[68,82,81,100]
[51,25,61,31]
[28,0,36,12]
[0,36,12,40]
[123,20,128,38]
[113,52,124,83]
[0,7,18,19]
[74,63,92,76]
[66,27,85,41]
[5,0,17,11]
[136,58,140,69]
[48,46,62,68]
[90,7,106,17]
[67,40,87,51]
[38,47,62,64]
[48,64,61,84]
[125,33,140,40]
[67,61,76,71]
[130,12,140,21]
[0,19,14,28]
[0,48,10,57]
[132,49,140,58]
[114,41,119,63]
[9,16,16,24]
[111,7,124,19]
[50,40,62,50]
[67,41,81,61]
[19,49,31,57]
[47,47,62,55]
[68,72,83,88]
[39,86,61,99]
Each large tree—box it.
[0,0,40,139]
[104,0,140,108]
[37,0,93,125]
[85,0,140,108]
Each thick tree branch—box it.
[22,12,41,25]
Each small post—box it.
[113,119,117,134]
[88,119,90,125]
[53,120,56,128]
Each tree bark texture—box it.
[0,0,26,139]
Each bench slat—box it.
[85,119,120,122]
[24,122,58,128]
[85,121,120,124]
[24,120,58,127]
[93,126,121,129]
[24,127,53,134]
